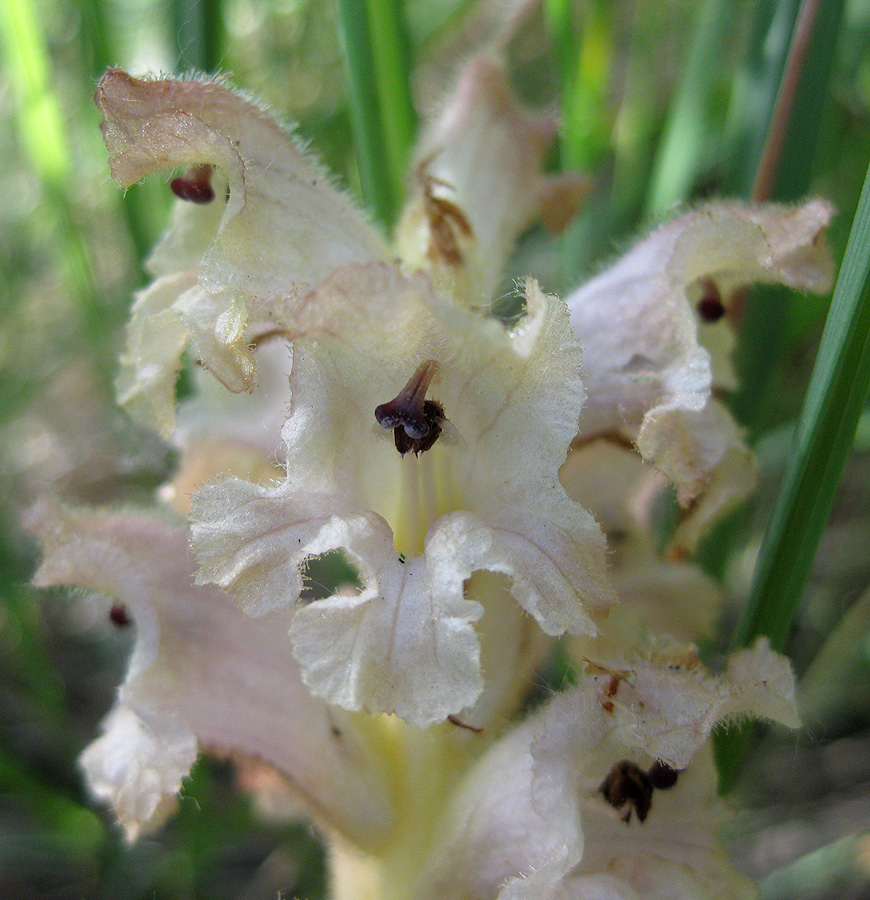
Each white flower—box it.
[26,496,800,899]
[566,200,834,550]
[25,51,834,900]
[25,500,396,845]
[362,638,798,900]
[189,265,613,726]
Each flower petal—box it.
[96,70,388,433]
[537,749,755,900]
[25,499,396,846]
[432,505,611,637]
[560,438,724,643]
[567,200,834,545]
[80,704,197,841]
[504,642,797,899]
[397,58,588,304]
[410,717,580,900]
[290,514,484,727]
[192,477,484,726]
[190,266,612,723]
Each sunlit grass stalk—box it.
[717,155,870,788]
[335,0,416,228]
[643,0,730,217]
[545,0,613,171]
[0,0,107,373]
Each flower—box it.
[332,638,798,900]
[94,62,615,728]
[565,200,834,551]
[26,495,799,898]
[25,48,835,900]
[24,500,396,844]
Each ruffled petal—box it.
[397,58,588,304]
[80,704,197,840]
[96,70,388,433]
[433,506,611,637]
[560,439,724,645]
[567,199,834,546]
[114,273,195,437]
[290,515,483,727]
[192,477,484,726]
[25,499,395,846]
[538,638,798,776]
[190,266,612,724]
[502,642,798,899]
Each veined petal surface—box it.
[25,500,396,848]
[191,265,612,725]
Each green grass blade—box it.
[736,162,870,649]
[546,0,614,171]
[335,0,416,228]
[0,0,107,372]
[724,0,801,197]
[643,0,730,217]
[171,0,225,73]
[717,155,870,787]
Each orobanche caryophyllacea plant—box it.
[25,51,835,900]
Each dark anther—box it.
[647,759,680,790]
[375,361,445,456]
[696,277,726,323]
[170,164,216,204]
[599,760,653,823]
[109,601,131,627]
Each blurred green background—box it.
[2,0,870,897]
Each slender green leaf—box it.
[0,0,107,372]
[170,0,225,73]
[335,0,416,227]
[717,154,870,788]
[724,0,801,197]
[644,0,731,217]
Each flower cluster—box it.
[26,57,833,899]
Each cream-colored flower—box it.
[362,638,798,900]
[25,499,396,846]
[26,52,833,900]
[90,64,615,728]
[190,266,612,727]
[566,200,834,550]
